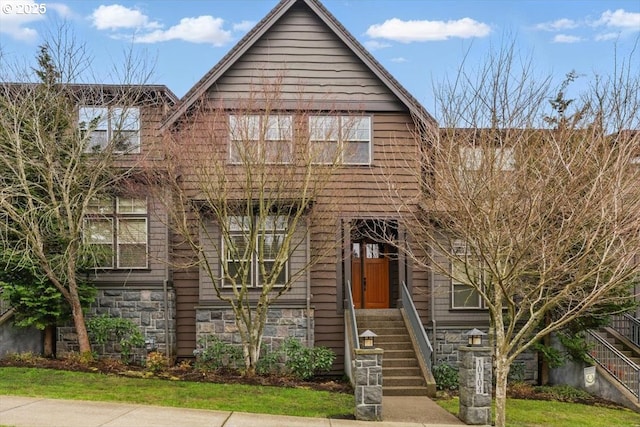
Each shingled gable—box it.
[162,0,436,129]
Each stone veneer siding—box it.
[195,306,314,352]
[57,288,176,360]
[430,326,538,383]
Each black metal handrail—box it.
[344,280,359,383]
[401,281,433,369]
[586,330,639,400]
[610,313,640,348]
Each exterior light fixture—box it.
[359,330,377,349]
[465,328,486,347]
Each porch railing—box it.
[401,281,433,370]
[610,313,640,348]
[586,330,640,400]
[344,280,360,383]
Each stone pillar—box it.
[353,348,384,421]
[458,346,492,425]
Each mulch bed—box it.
[0,356,353,394]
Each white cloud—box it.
[91,4,161,30]
[535,18,578,32]
[553,34,582,43]
[595,32,620,41]
[364,40,391,50]
[391,57,407,63]
[233,20,254,32]
[134,16,232,46]
[595,9,640,30]
[0,1,47,42]
[366,17,491,42]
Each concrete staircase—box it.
[356,309,431,396]
[600,327,640,366]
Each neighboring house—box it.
[56,84,179,357]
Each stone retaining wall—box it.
[195,306,313,352]
[57,287,176,360]
[431,326,538,383]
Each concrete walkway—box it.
[1,395,472,427]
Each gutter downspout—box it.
[306,217,312,346]
[429,243,437,367]
[163,205,172,359]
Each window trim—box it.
[450,240,484,310]
[79,106,141,154]
[309,115,372,165]
[84,197,149,270]
[228,114,293,164]
[222,215,289,288]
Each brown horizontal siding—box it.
[206,3,401,109]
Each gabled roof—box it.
[162,0,436,129]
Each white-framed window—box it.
[460,146,515,171]
[309,115,371,164]
[223,215,288,287]
[451,240,484,309]
[79,106,141,153]
[229,114,293,163]
[84,197,148,269]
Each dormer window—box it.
[79,106,140,153]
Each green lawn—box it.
[3,367,640,426]
[437,396,640,427]
[0,367,353,419]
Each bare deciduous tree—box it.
[383,42,640,427]
[156,80,348,375]
[0,30,155,358]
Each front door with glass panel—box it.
[351,242,390,309]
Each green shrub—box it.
[282,338,335,380]
[86,314,145,363]
[145,351,169,374]
[433,362,459,391]
[533,384,594,402]
[255,347,282,376]
[193,336,243,371]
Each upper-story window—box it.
[84,197,148,269]
[460,146,515,171]
[229,114,293,163]
[309,116,371,164]
[79,106,141,153]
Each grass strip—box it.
[437,396,640,427]
[0,367,353,419]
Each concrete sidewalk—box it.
[1,395,468,427]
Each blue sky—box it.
[1,0,638,110]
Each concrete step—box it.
[383,366,422,377]
[357,320,405,329]
[359,327,408,335]
[373,334,411,344]
[384,375,426,387]
[383,386,430,396]
[383,349,417,359]
[376,342,414,351]
[384,358,419,368]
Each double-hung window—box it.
[224,215,288,287]
[451,240,483,309]
[84,197,148,269]
[309,115,371,164]
[229,114,292,163]
[79,106,141,153]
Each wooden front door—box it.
[351,242,390,309]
